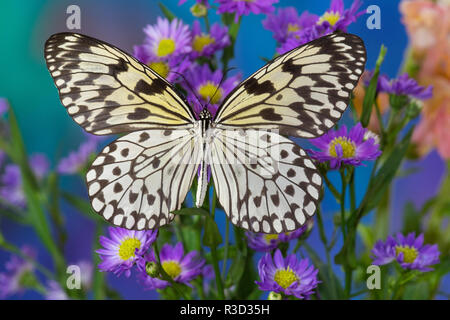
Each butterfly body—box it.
[45,32,366,233]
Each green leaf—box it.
[365,127,414,212]
[173,207,209,216]
[225,245,247,288]
[158,2,176,21]
[360,45,387,127]
[7,106,65,275]
[402,202,422,235]
[203,216,222,248]
[304,244,345,299]
[357,224,375,249]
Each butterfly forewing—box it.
[208,129,322,233]
[45,33,195,135]
[213,33,366,138]
[86,129,202,230]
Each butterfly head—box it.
[199,108,212,121]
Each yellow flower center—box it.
[162,260,182,279]
[274,267,299,289]
[118,237,141,261]
[264,234,279,244]
[318,11,341,26]
[148,61,170,78]
[193,35,215,52]
[198,82,222,104]
[287,23,300,34]
[395,246,418,264]
[156,38,176,57]
[329,137,356,158]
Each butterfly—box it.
[44,32,366,233]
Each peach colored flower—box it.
[412,75,450,159]
[400,0,449,52]
[401,0,450,159]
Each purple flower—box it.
[371,233,440,272]
[263,7,318,43]
[0,153,50,207]
[0,164,25,207]
[277,26,321,54]
[96,227,158,277]
[142,18,192,59]
[246,232,280,251]
[279,226,308,242]
[190,20,230,59]
[216,0,278,22]
[0,98,9,116]
[57,134,103,174]
[201,264,215,294]
[256,249,319,299]
[378,73,433,100]
[246,226,307,252]
[182,63,240,117]
[44,281,68,300]
[133,44,191,82]
[29,153,50,179]
[0,246,36,298]
[308,123,381,169]
[139,242,205,290]
[317,0,364,32]
[276,0,363,54]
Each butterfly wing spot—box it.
[44,32,196,135]
[209,129,322,233]
[214,33,366,138]
[86,129,201,229]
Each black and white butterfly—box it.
[44,32,366,233]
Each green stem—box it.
[204,14,210,32]
[92,223,106,300]
[322,172,341,201]
[339,169,347,239]
[349,168,356,213]
[221,220,230,279]
[209,187,225,299]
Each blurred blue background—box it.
[0,0,446,299]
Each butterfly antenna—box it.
[204,67,237,111]
[170,70,204,116]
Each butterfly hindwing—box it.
[86,129,201,229]
[213,33,366,138]
[45,33,195,135]
[208,129,322,233]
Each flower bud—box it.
[145,261,159,278]
[268,291,282,300]
[191,3,207,17]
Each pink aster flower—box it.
[134,44,191,82]
[263,7,318,43]
[371,233,440,272]
[190,20,230,59]
[142,17,192,59]
[308,123,381,169]
[256,249,319,299]
[96,227,158,277]
[138,242,205,290]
